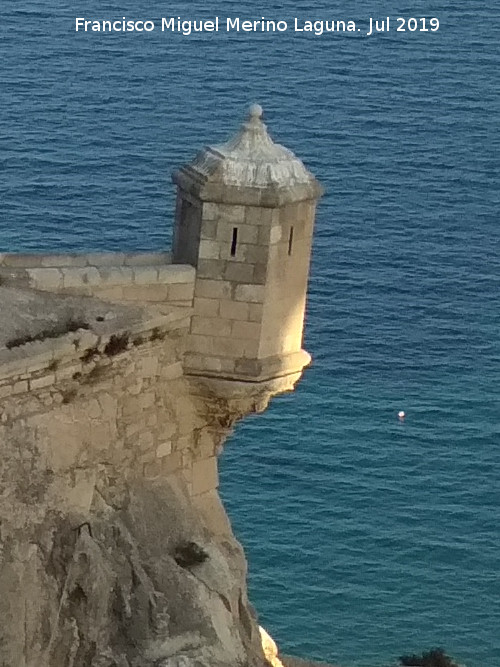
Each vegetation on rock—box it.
[399,648,460,667]
[6,318,89,348]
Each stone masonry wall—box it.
[0,252,195,307]
[185,202,272,379]
[0,307,224,521]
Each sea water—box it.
[1,2,498,665]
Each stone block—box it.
[253,263,267,284]
[156,440,172,457]
[191,316,232,337]
[270,226,282,244]
[0,383,11,399]
[237,224,259,244]
[258,226,271,245]
[200,220,218,240]
[231,320,261,340]
[175,434,192,451]
[234,358,262,377]
[157,264,195,284]
[1,253,45,268]
[192,456,219,495]
[160,451,182,474]
[97,266,133,285]
[187,334,214,356]
[168,282,194,302]
[140,355,159,378]
[198,240,220,260]
[218,299,249,321]
[27,268,63,291]
[279,204,299,224]
[138,392,155,409]
[125,421,142,439]
[224,262,255,283]
[226,242,253,263]
[210,337,258,359]
[87,398,102,419]
[193,297,219,318]
[248,303,263,322]
[234,284,265,303]
[29,374,56,390]
[196,429,217,458]
[143,461,161,479]
[159,361,183,380]
[55,363,83,382]
[181,466,193,489]
[12,380,29,395]
[244,244,269,264]
[123,285,170,302]
[122,396,142,418]
[218,204,246,224]
[138,430,154,452]
[245,207,275,226]
[158,422,177,440]
[184,353,224,374]
[40,254,88,268]
[67,267,102,287]
[133,266,159,285]
[203,203,220,221]
[197,259,225,280]
[194,279,232,300]
[61,270,84,290]
[98,393,118,420]
[92,286,125,302]
[216,221,236,244]
[24,349,56,374]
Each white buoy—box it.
[398,410,405,420]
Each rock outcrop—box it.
[0,474,266,667]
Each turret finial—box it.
[248,103,263,122]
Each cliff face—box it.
[0,287,302,667]
[0,477,258,667]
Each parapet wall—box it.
[0,251,195,307]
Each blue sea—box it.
[1,2,499,666]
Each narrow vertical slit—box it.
[288,226,294,256]
[231,227,238,257]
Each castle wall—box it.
[0,308,223,532]
[0,252,195,307]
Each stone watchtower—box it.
[172,105,322,383]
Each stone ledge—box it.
[0,251,172,268]
[187,370,305,404]
[0,263,195,293]
[184,349,311,384]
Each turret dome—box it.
[173,105,322,206]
